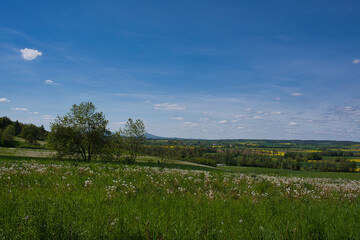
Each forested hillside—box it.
[0,117,47,147]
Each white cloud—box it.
[231,120,239,123]
[154,103,185,111]
[0,98,10,102]
[202,112,214,116]
[253,116,262,120]
[244,108,252,111]
[218,120,228,124]
[171,117,184,121]
[11,107,28,111]
[275,97,281,101]
[288,122,298,126]
[234,114,243,118]
[199,117,209,122]
[145,100,151,103]
[291,92,303,96]
[269,111,283,115]
[182,121,197,127]
[112,121,126,125]
[42,115,55,120]
[32,112,39,114]
[20,48,42,60]
[352,59,360,64]
[44,80,61,86]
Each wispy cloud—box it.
[352,59,360,64]
[0,98,10,102]
[199,117,209,122]
[44,79,61,86]
[42,115,55,121]
[330,106,360,117]
[171,117,184,121]
[268,111,283,115]
[11,107,28,111]
[154,103,185,111]
[202,112,214,116]
[182,121,197,128]
[20,48,42,60]
[288,122,298,126]
[217,120,228,124]
[111,121,126,125]
[291,93,303,96]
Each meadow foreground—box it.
[1,158,359,239]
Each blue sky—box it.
[0,0,359,140]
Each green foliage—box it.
[0,117,46,144]
[14,120,22,136]
[38,125,47,141]
[20,124,40,145]
[102,131,124,162]
[1,125,15,147]
[311,160,356,172]
[0,116,12,130]
[48,102,110,162]
[308,152,323,160]
[121,118,146,163]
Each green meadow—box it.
[1,155,359,239]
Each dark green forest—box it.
[0,116,47,147]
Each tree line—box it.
[140,145,357,172]
[0,117,47,147]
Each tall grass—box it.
[1,158,359,239]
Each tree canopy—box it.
[1,125,15,147]
[48,102,110,162]
[121,118,146,163]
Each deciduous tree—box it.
[48,102,110,162]
[121,118,146,163]
[21,124,39,145]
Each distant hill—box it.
[145,133,166,139]
[145,133,186,140]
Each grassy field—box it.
[218,165,360,180]
[1,155,360,239]
[0,147,54,158]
